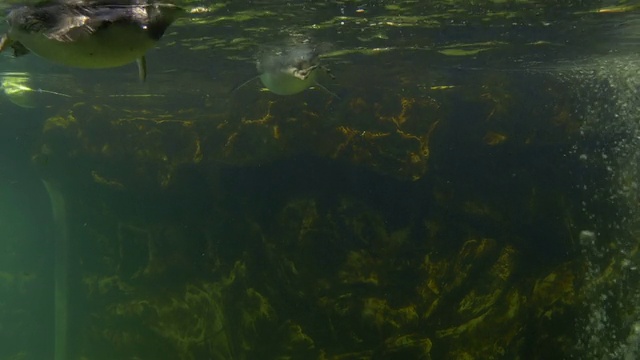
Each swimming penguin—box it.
[233,42,338,97]
[0,0,184,81]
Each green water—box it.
[1,1,640,359]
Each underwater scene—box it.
[1,0,640,359]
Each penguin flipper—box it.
[137,56,147,82]
[11,42,31,57]
[230,75,260,95]
[314,82,340,99]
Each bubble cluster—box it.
[562,53,640,359]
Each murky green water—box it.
[1,1,640,359]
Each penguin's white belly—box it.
[259,71,317,95]
[11,26,155,69]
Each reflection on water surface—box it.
[0,1,639,359]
